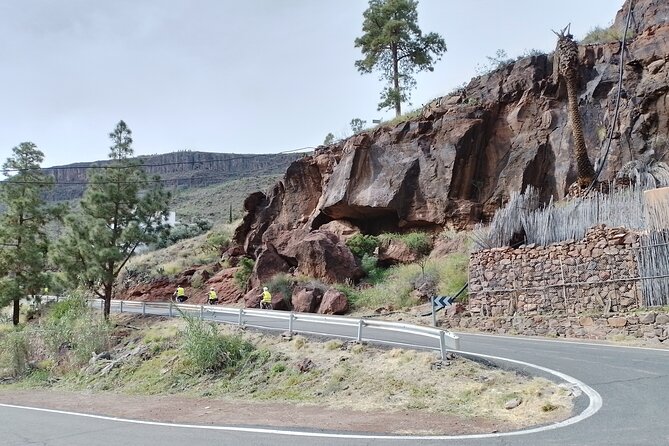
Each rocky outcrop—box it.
[233,0,669,285]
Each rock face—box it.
[233,0,669,285]
[318,289,349,315]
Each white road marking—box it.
[0,349,602,441]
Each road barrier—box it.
[42,297,459,359]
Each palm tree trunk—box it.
[566,78,596,187]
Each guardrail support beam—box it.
[288,312,294,335]
[357,319,364,342]
[142,302,146,316]
[439,330,447,360]
[169,301,173,318]
[238,309,244,326]
[200,305,204,320]
[119,300,123,313]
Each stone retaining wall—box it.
[468,225,642,316]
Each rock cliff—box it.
[234,0,669,279]
[44,151,301,201]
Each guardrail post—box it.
[100,299,104,311]
[288,312,294,335]
[119,300,123,313]
[55,296,60,303]
[439,330,447,360]
[169,301,173,318]
[357,319,364,342]
[142,302,146,316]
[200,305,204,320]
[238,308,244,326]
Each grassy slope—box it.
[0,313,572,427]
[168,174,280,224]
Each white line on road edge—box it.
[456,331,669,353]
[0,350,602,441]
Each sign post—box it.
[431,295,456,326]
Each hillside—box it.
[43,151,303,202]
[232,0,669,288]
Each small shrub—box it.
[542,402,559,412]
[271,363,287,374]
[361,254,387,284]
[346,234,379,259]
[402,232,432,256]
[182,314,255,374]
[234,257,255,292]
[0,328,31,377]
[267,274,295,307]
[435,253,469,300]
[580,25,633,45]
[334,283,361,306]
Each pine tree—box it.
[355,0,446,116]
[0,143,53,325]
[54,121,171,319]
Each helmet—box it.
[263,287,268,291]
[210,287,214,290]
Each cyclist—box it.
[208,287,218,305]
[173,286,187,303]
[260,286,272,310]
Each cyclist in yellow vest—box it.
[174,286,186,303]
[260,287,272,310]
[208,287,218,305]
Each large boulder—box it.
[291,287,323,313]
[271,230,362,284]
[318,289,349,315]
[377,239,418,265]
[319,220,360,242]
[251,245,291,289]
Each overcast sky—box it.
[0,0,624,167]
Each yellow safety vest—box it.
[209,290,217,300]
[176,287,185,297]
[262,290,272,303]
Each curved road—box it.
[2,306,668,446]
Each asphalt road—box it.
[2,302,668,446]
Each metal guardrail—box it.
[43,296,459,359]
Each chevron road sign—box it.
[433,295,455,310]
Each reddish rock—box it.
[318,289,349,315]
[206,267,243,304]
[251,245,292,289]
[378,239,418,265]
[607,317,627,328]
[292,288,323,313]
[272,230,362,284]
[319,220,360,242]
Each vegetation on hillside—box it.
[0,308,572,427]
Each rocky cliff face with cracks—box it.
[233,0,669,283]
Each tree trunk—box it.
[392,43,401,117]
[12,297,20,326]
[103,284,112,320]
[566,77,596,187]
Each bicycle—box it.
[260,301,273,310]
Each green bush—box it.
[346,234,379,259]
[0,328,31,377]
[182,314,255,374]
[434,253,469,299]
[267,274,295,307]
[42,294,112,365]
[361,254,387,284]
[378,231,432,256]
[580,26,633,45]
[234,257,255,291]
[334,283,361,306]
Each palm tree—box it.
[554,25,596,188]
